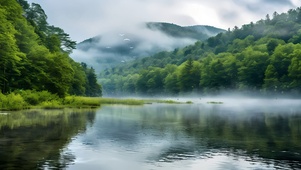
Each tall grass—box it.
[63,96,101,108]
[99,98,145,105]
[63,96,145,107]
[0,90,181,111]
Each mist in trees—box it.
[99,7,301,96]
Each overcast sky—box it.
[27,0,301,42]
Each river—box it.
[0,98,301,169]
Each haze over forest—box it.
[1,0,301,98]
[99,7,301,97]
[74,23,226,71]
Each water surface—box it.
[0,99,301,169]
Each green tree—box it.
[178,58,200,92]
[238,47,269,89]
[267,39,279,55]
[200,58,226,90]
[263,64,279,91]
[68,61,87,96]
[45,53,75,97]
[270,43,295,85]
[81,63,102,97]
[47,26,76,54]
[288,50,301,90]
[123,74,139,94]
[221,53,238,89]
[164,72,179,94]
[0,8,22,93]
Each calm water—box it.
[0,98,301,170]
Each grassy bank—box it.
[0,90,180,111]
[63,96,145,108]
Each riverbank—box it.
[0,91,183,111]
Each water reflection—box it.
[1,100,301,170]
[68,101,301,170]
[0,109,96,170]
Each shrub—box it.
[16,90,59,105]
[40,100,63,109]
[0,92,27,110]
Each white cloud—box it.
[26,0,301,42]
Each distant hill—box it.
[145,22,225,40]
[72,22,225,71]
[98,7,301,96]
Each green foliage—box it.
[39,100,63,109]
[81,63,102,97]
[0,0,102,97]
[179,58,199,92]
[146,22,224,40]
[17,90,59,105]
[207,101,224,104]
[99,6,301,96]
[263,64,279,91]
[63,96,101,108]
[99,98,144,105]
[0,92,27,110]
[0,7,22,93]
[0,108,96,169]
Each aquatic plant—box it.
[207,101,224,104]
[99,98,144,105]
[186,101,193,104]
[63,96,101,108]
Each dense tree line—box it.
[0,0,101,97]
[100,7,301,96]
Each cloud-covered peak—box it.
[26,0,300,42]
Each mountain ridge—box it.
[98,7,301,96]
[72,22,225,71]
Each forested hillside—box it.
[0,0,101,97]
[100,7,301,96]
[74,22,225,71]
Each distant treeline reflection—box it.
[0,109,96,170]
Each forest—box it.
[0,0,102,98]
[2,0,301,99]
[100,7,301,96]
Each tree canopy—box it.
[0,0,102,97]
[99,6,301,96]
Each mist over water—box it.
[66,100,301,170]
[1,98,300,170]
[168,96,301,110]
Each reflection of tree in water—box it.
[0,109,96,170]
[129,104,301,169]
[180,105,301,169]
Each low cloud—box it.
[71,24,196,71]
[27,0,300,42]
